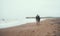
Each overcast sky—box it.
[0,0,60,19]
[0,0,60,28]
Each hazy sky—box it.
[0,0,60,19]
[0,0,60,28]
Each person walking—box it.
[36,15,40,25]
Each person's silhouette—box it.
[36,15,40,24]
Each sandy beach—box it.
[0,18,60,36]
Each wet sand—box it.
[0,18,60,36]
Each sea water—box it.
[0,19,46,29]
[0,0,60,29]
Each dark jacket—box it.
[36,15,40,22]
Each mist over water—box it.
[0,0,60,19]
[0,0,60,28]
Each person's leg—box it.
[36,20,40,25]
[37,18,40,25]
[36,18,40,25]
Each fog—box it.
[0,0,60,22]
[0,0,60,28]
[0,0,60,18]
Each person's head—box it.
[36,14,40,17]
